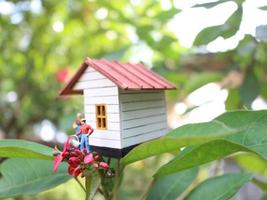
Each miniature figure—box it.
[76,118,94,153]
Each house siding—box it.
[73,67,122,149]
[119,90,167,148]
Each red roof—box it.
[60,57,176,95]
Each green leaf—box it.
[156,110,267,176]
[184,72,223,94]
[0,139,53,160]
[185,173,253,200]
[218,110,267,157]
[121,110,267,166]
[154,139,252,178]
[239,71,260,107]
[146,168,198,200]
[259,6,267,11]
[136,25,155,46]
[234,153,267,176]
[0,158,71,198]
[225,88,240,110]
[193,25,225,46]
[194,6,242,46]
[154,8,181,23]
[261,84,267,100]
[193,0,231,8]
[121,118,239,165]
[252,178,267,191]
[261,194,267,200]
[221,6,243,38]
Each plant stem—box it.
[85,175,92,200]
[99,171,111,200]
[75,177,86,192]
[112,159,125,200]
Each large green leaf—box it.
[185,173,253,200]
[146,168,198,200]
[154,139,252,178]
[121,110,267,166]
[121,118,240,165]
[0,139,54,160]
[155,110,267,177]
[218,111,267,158]
[0,158,71,198]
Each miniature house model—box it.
[60,57,176,158]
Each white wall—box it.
[119,90,168,148]
[73,67,122,149]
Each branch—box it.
[75,177,86,192]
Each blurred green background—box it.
[1,0,267,199]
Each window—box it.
[96,104,107,130]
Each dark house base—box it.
[90,144,139,158]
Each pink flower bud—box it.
[94,154,101,161]
[99,162,109,170]
[84,153,94,164]
[92,163,99,168]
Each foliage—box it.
[145,168,198,200]
[122,110,267,165]
[1,111,267,199]
[185,173,253,200]
[0,158,70,198]
[191,0,267,109]
[1,0,267,199]
[0,139,53,160]
[122,110,267,199]
[0,0,182,139]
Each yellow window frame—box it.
[96,104,107,130]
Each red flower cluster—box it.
[53,137,109,177]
